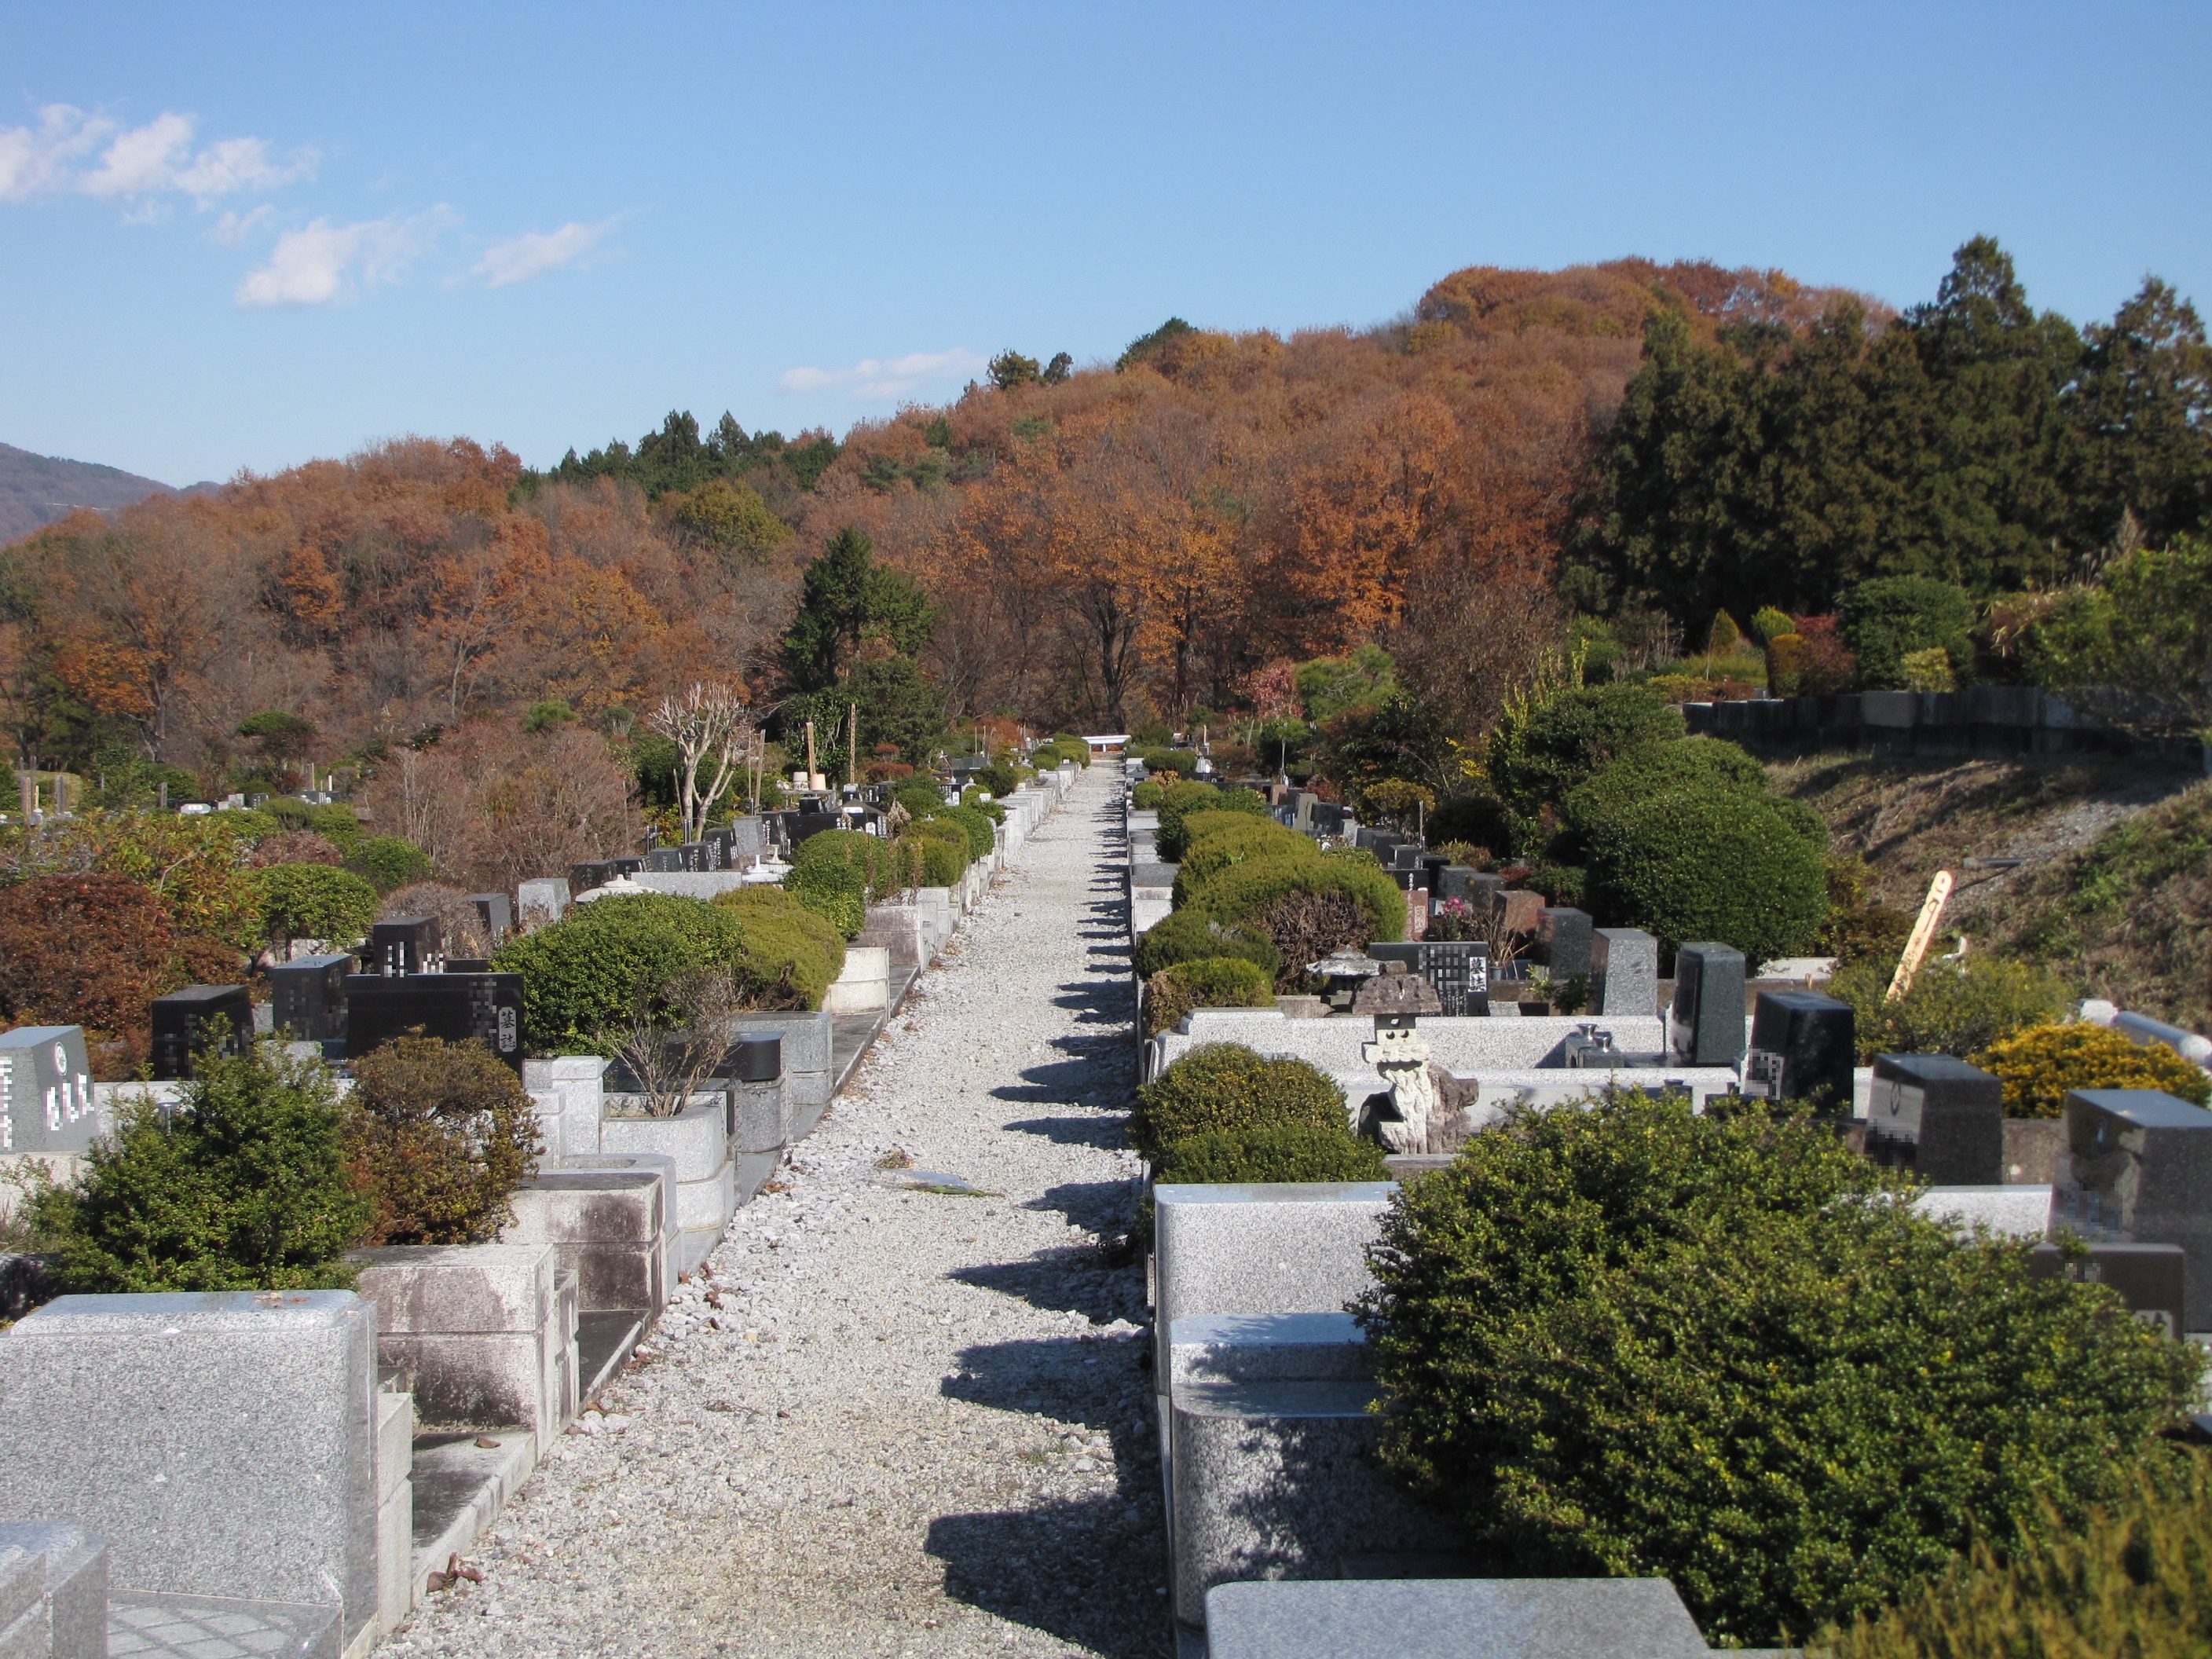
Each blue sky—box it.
[5,2,2210,486]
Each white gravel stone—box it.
[382,765,1166,1658]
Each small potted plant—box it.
[1518,967,1555,1017]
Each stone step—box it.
[407,1431,536,1603]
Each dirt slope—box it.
[1772,753,2210,1034]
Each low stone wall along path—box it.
[383,764,1166,1659]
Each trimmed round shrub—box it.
[1154,1121,1388,1185]
[783,864,866,939]
[792,828,906,903]
[1582,789,1828,965]
[1130,1042,1346,1164]
[1829,955,2071,1063]
[28,1042,371,1291]
[895,780,947,820]
[492,891,749,1053]
[1142,956,1276,1038]
[1174,819,1317,906]
[974,762,1019,797]
[346,1035,542,1246]
[0,872,181,1043]
[258,862,380,951]
[346,834,434,893]
[933,804,998,860]
[1974,1020,2212,1118]
[1356,1091,2199,1646]
[959,785,1007,822]
[1130,779,1165,809]
[1152,780,1223,858]
[1565,737,1771,834]
[904,833,969,888]
[710,885,846,1009]
[1190,854,1406,947]
[1132,909,1281,980]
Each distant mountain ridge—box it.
[0,442,219,544]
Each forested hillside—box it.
[4,242,2207,810]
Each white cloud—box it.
[236,207,457,308]
[0,104,109,202]
[779,348,988,401]
[207,203,273,246]
[0,103,314,208]
[466,218,617,288]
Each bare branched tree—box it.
[648,682,754,844]
[617,968,744,1118]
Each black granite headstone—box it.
[1670,943,1747,1068]
[2026,1240,2188,1339]
[345,971,526,1073]
[1865,1053,2004,1182]
[467,892,513,943]
[269,954,353,1042]
[2055,1089,2212,1331]
[366,916,441,977]
[1745,990,1855,1114]
[150,984,253,1079]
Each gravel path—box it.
[384,765,1169,1659]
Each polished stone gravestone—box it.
[1670,942,1746,1068]
[1866,1053,2005,1183]
[1368,942,1489,1016]
[364,915,440,976]
[467,891,513,943]
[517,876,570,927]
[2055,1089,2212,1331]
[1591,927,1657,1017]
[269,954,353,1042]
[1436,865,1481,904]
[1744,989,1855,1114]
[0,1025,96,1154]
[345,972,525,1073]
[724,816,764,860]
[568,859,617,893]
[1536,906,1593,983]
[2027,1240,2187,1338]
[149,985,252,1080]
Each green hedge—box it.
[932,803,998,860]
[1156,785,1269,860]
[894,781,947,820]
[1357,1090,2199,1646]
[792,828,906,903]
[1130,779,1165,809]
[1132,909,1281,980]
[1130,1041,1346,1163]
[1581,787,1827,964]
[1154,1121,1387,1185]
[903,832,969,888]
[782,865,865,939]
[960,785,1006,822]
[710,885,846,1007]
[1141,956,1276,1037]
[1173,819,1317,906]
[1486,684,1686,831]
[1186,853,1406,943]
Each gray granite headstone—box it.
[1670,942,1745,1067]
[0,1025,96,1154]
[0,1291,378,1649]
[1867,1053,2004,1183]
[1591,928,1657,1017]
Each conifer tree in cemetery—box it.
[28,1041,371,1292]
